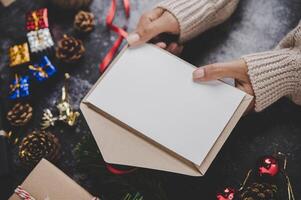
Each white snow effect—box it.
[202,0,292,63]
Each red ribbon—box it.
[99,0,130,73]
[106,163,137,175]
[100,0,137,175]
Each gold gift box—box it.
[9,43,30,67]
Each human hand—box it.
[193,59,255,112]
[127,8,183,55]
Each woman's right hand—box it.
[127,8,183,55]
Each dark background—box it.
[1,0,301,199]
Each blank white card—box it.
[87,44,245,165]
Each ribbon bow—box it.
[29,56,56,82]
[99,0,130,72]
[9,74,30,100]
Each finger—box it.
[156,42,167,49]
[166,42,178,52]
[166,42,183,55]
[127,8,164,45]
[129,11,178,46]
[135,16,171,46]
[193,60,248,82]
[174,45,184,55]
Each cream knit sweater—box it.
[157,0,301,111]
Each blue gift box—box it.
[9,75,30,100]
[29,56,56,82]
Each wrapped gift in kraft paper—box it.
[9,159,99,200]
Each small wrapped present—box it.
[9,74,30,100]
[29,56,57,82]
[27,28,54,53]
[9,43,30,67]
[9,159,100,200]
[26,8,49,31]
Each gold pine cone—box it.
[19,131,61,166]
[74,10,95,33]
[7,103,33,126]
[56,34,85,63]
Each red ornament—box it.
[258,156,279,177]
[216,187,235,200]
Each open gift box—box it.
[80,44,253,176]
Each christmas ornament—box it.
[41,73,80,129]
[19,131,60,166]
[217,152,295,200]
[217,187,235,200]
[27,28,54,53]
[74,10,95,33]
[56,34,85,63]
[49,0,93,10]
[26,8,49,31]
[6,102,33,126]
[9,43,30,67]
[28,56,57,82]
[239,182,278,200]
[99,0,130,72]
[9,74,30,100]
[257,156,279,177]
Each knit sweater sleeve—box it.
[156,0,240,43]
[242,22,301,111]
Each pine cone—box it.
[56,34,85,63]
[74,11,95,33]
[7,103,33,126]
[19,131,61,166]
[239,182,278,200]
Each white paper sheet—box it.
[86,44,246,165]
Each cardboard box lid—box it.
[9,159,96,200]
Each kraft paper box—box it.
[9,159,97,200]
[81,44,253,176]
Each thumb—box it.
[193,60,248,82]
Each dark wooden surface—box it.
[1,0,301,199]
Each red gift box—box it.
[26,8,49,31]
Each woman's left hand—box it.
[193,59,255,112]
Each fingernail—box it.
[126,33,140,45]
[193,68,204,79]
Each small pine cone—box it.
[239,182,278,200]
[56,34,85,63]
[74,11,95,33]
[7,103,33,126]
[19,131,61,166]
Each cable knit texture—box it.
[243,22,301,111]
[156,0,301,111]
[157,0,240,43]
